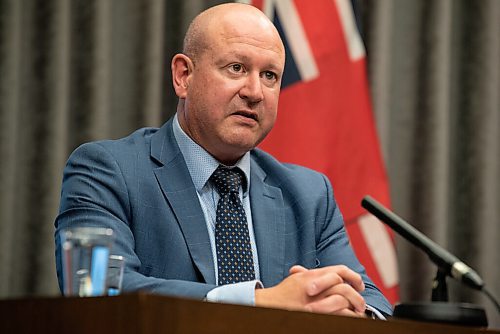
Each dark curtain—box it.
[0,0,498,328]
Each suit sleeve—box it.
[315,174,393,315]
[54,142,216,299]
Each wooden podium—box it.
[0,293,497,333]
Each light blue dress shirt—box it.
[172,114,261,305]
[172,114,386,318]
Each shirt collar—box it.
[172,113,251,194]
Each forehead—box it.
[206,16,285,65]
[223,34,283,54]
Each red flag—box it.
[246,0,399,303]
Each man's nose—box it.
[239,73,264,104]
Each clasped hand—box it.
[255,265,367,317]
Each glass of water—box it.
[60,227,114,297]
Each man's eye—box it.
[263,71,277,81]
[230,64,243,72]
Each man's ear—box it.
[171,54,193,98]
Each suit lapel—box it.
[250,159,285,287]
[150,120,215,284]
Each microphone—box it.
[361,195,484,290]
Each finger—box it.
[289,265,308,275]
[315,265,365,292]
[332,308,366,318]
[306,271,344,296]
[305,294,351,314]
[321,283,366,313]
[333,265,365,292]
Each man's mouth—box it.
[232,110,258,122]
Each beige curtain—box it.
[0,0,498,328]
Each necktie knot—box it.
[210,165,243,195]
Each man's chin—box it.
[224,130,262,147]
[214,140,258,164]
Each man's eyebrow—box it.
[221,52,283,71]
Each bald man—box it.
[55,3,392,317]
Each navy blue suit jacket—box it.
[55,118,392,315]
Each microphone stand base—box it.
[393,302,488,327]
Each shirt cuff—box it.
[365,304,387,320]
[205,280,263,306]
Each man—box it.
[55,3,392,317]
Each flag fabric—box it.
[243,0,399,303]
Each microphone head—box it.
[451,262,484,290]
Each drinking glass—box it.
[60,227,114,297]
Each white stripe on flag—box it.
[262,0,274,18]
[334,0,366,61]
[358,213,399,288]
[268,0,319,82]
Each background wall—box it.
[0,0,498,327]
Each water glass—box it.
[60,227,114,297]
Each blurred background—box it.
[0,0,499,328]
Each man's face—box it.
[179,14,285,164]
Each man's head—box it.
[171,3,285,165]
